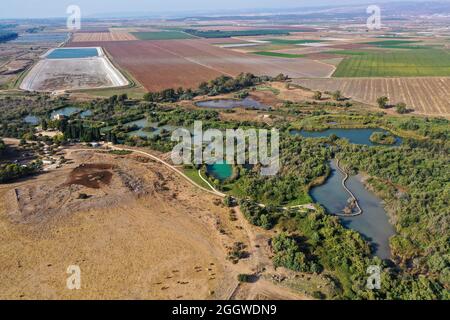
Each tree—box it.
[272,232,311,272]
[377,96,389,109]
[237,274,253,283]
[223,195,235,207]
[118,93,128,102]
[0,139,5,155]
[332,90,342,101]
[395,102,408,114]
[313,91,322,100]
[41,119,48,131]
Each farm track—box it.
[293,77,450,117]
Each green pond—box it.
[206,162,233,181]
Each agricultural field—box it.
[333,49,450,77]
[132,31,196,40]
[67,39,335,91]
[293,77,450,117]
[253,52,306,58]
[182,29,295,38]
[72,32,137,42]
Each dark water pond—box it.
[24,115,39,125]
[310,160,396,259]
[122,118,177,138]
[196,97,269,110]
[290,128,402,146]
[24,107,92,124]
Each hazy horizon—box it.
[0,0,431,19]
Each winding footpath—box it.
[108,145,316,211]
[333,158,363,217]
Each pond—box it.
[123,118,177,138]
[24,115,39,125]
[50,106,81,118]
[206,162,233,181]
[310,160,396,259]
[11,33,68,44]
[46,48,99,59]
[196,97,269,110]
[25,108,92,124]
[290,128,402,146]
[80,110,92,118]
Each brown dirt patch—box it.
[66,163,114,189]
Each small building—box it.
[53,114,67,121]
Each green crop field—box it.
[327,50,370,56]
[333,49,450,77]
[264,39,325,45]
[364,40,420,47]
[253,51,306,58]
[183,29,292,38]
[132,31,196,40]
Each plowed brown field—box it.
[67,39,335,91]
[293,77,450,117]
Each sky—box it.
[0,0,427,19]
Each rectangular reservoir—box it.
[21,47,128,92]
[45,48,100,59]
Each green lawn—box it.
[183,167,214,191]
[253,51,306,58]
[333,49,450,77]
[132,31,196,40]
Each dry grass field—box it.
[0,150,240,299]
[0,147,313,300]
[293,77,450,117]
[72,32,137,42]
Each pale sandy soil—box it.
[20,51,129,93]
